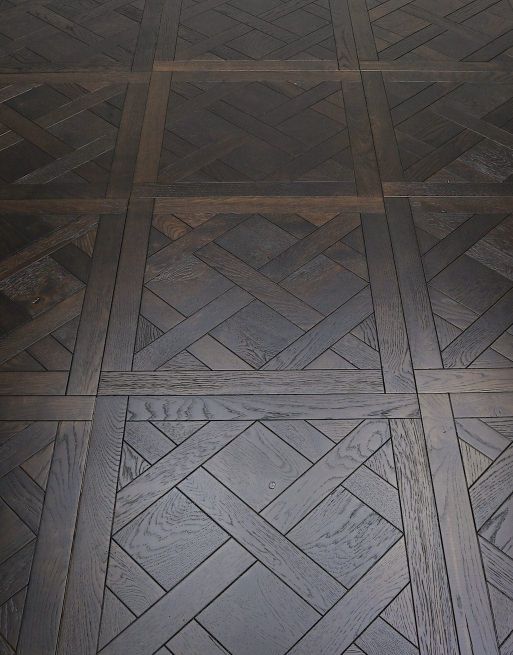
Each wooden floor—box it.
[1,0,513,653]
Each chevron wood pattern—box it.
[0,0,513,653]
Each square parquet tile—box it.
[175,0,337,62]
[158,79,352,183]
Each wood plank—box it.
[348,0,378,61]
[0,397,95,421]
[0,200,128,214]
[67,215,126,395]
[102,199,153,371]
[133,74,171,183]
[260,213,360,282]
[132,0,166,71]
[106,541,165,616]
[361,214,414,391]
[107,83,148,198]
[57,397,127,655]
[0,421,56,479]
[151,194,384,213]
[0,468,44,533]
[422,214,508,281]
[342,80,381,197]
[479,537,513,601]
[419,393,499,654]
[417,369,513,393]
[17,422,91,655]
[99,370,384,394]
[328,0,358,69]
[0,372,68,395]
[0,541,35,606]
[391,418,459,654]
[0,216,98,282]
[385,197,442,368]
[452,392,513,417]
[363,72,403,182]
[154,0,181,61]
[126,394,420,421]
[456,418,510,460]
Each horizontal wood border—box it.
[0,396,95,420]
[99,370,384,394]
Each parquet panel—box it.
[1,0,513,653]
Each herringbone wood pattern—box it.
[0,0,512,653]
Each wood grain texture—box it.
[1,3,513,652]
[99,370,383,394]
[102,200,153,371]
[99,541,254,655]
[451,393,513,418]
[0,372,68,395]
[57,397,127,654]
[419,394,499,655]
[262,419,390,533]
[385,197,442,369]
[391,418,459,654]
[443,289,513,369]
[113,421,250,531]
[361,214,414,392]
[67,215,126,395]
[0,396,95,421]
[17,422,91,655]
[179,468,345,613]
[417,369,513,393]
[126,394,420,421]
[289,540,409,654]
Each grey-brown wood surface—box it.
[0,0,513,653]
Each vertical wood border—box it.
[361,214,415,392]
[154,0,182,63]
[67,215,126,395]
[328,0,358,69]
[102,199,153,371]
[386,197,442,369]
[133,72,171,184]
[107,83,149,198]
[342,78,382,198]
[17,422,92,655]
[57,396,128,655]
[419,394,499,654]
[133,0,166,72]
[362,71,403,182]
[391,418,459,654]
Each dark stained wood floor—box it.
[0,0,513,653]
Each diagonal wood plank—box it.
[179,468,345,613]
[288,540,409,654]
